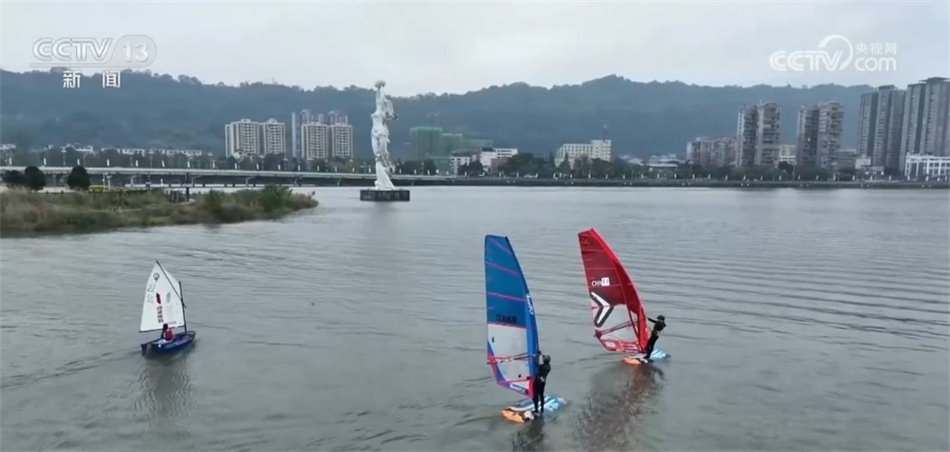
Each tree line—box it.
[458,153,847,181]
[3,148,862,181]
[2,147,440,175]
[1,69,869,159]
[3,166,91,191]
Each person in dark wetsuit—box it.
[532,354,552,415]
[640,315,666,362]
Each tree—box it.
[66,165,91,190]
[467,160,484,176]
[556,156,572,176]
[262,153,282,171]
[22,166,46,191]
[422,159,437,175]
[2,170,25,187]
[777,161,794,176]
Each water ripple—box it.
[2,187,947,451]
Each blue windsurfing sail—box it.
[485,235,539,399]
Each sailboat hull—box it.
[144,331,196,354]
[501,394,566,423]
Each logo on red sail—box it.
[591,277,610,287]
[590,292,614,328]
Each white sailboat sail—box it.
[140,261,186,333]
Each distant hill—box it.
[0,69,872,158]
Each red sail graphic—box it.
[577,228,648,353]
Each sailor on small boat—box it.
[532,353,552,415]
[640,315,666,362]
[159,323,173,343]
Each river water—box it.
[2,187,948,451]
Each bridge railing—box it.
[0,166,451,180]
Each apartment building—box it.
[225,119,261,158]
[328,113,354,159]
[260,119,286,155]
[796,102,844,171]
[901,77,950,159]
[857,85,905,172]
[301,122,331,160]
[736,102,781,166]
[755,102,781,166]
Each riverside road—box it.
[1,166,948,189]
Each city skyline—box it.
[686,77,949,176]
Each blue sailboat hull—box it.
[143,331,196,354]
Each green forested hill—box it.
[0,70,871,158]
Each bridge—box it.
[0,166,452,182]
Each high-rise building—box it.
[301,123,330,160]
[736,105,758,166]
[295,111,353,160]
[327,111,348,126]
[755,102,781,166]
[796,102,844,171]
[291,112,299,159]
[857,85,905,172]
[736,102,781,166]
[330,122,353,159]
[901,77,950,160]
[224,119,261,158]
[299,109,317,126]
[291,109,319,159]
[260,119,286,155]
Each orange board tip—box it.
[622,356,644,365]
[501,409,526,423]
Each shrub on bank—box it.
[0,185,318,236]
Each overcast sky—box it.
[2,1,947,95]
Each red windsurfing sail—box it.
[577,228,649,353]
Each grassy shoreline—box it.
[0,185,318,236]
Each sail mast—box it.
[180,281,187,332]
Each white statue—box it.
[371,80,397,190]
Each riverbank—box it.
[0,185,318,236]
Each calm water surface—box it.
[2,187,948,451]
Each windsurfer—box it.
[532,353,552,415]
[640,315,666,362]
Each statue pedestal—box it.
[360,188,410,202]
